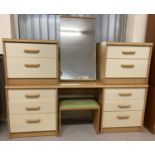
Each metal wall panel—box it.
[18,14,127,42]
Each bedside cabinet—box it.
[97,42,153,84]
[3,39,59,138]
[3,39,59,85]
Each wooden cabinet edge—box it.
[2,38,58,44]
[9,130,58,138]
[101,126,144,133]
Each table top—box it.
[5,81,148,89]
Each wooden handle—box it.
[118,104,131,109]
[122,51,135,55]
[117,115,130,120]
[119,93,132,97]
[26,119,41,124]
[25,94,40,98]
[25,106,40,111]
[121,64,134,68]
[24,64,40,68]
[24,49,40,54]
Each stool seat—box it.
[59,99,99,111]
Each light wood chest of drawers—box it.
[3,39,59,85]
[102,88,147,130]
[97,42,153,133]
[7,88,57,133]
[3,39,59,138]
[97,42,153,84]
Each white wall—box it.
[0,14,12,54]
[126,14,148,42]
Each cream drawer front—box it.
[8,89,57,102]
[102,111,143,128]
[104,88,146,100]
[103,99,145,111]
[9,101,56,114]
[10,113,56,132]
[105,59,148,78]
[107,46,150,59]
[5,43,57,58]
[7,57,57,78]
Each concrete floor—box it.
[1,121,155,141]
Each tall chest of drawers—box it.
[97,42,153,132]
[3,39,59,138]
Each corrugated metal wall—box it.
[18,14,127,42]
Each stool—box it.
[58,99,100,135]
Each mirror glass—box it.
[60,17,96,80]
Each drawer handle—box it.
[119,93,132,97]
[24,64,40,68]
[25,94,40,98]
[25,106,40,111]
[26,119,41,124]
[24,49,40,54]
[122,51,135,55]
[118,104,131,109]
[117,115,130,120]
[121,64,134,68]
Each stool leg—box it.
[92,109,100,134]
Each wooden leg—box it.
[92,109,100,134]
[58,110,62,136]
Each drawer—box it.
[9,101,56,114]
[7,57,57,78]
[8,89,57,102]
[105,59,148,78]
[103,99,145,111]
[104,88,146,100]
[10,113,56,132]
[102,111,143,128]
[107,46,150,59]
[5,43,57,58]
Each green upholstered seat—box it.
[59,99,99,110]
